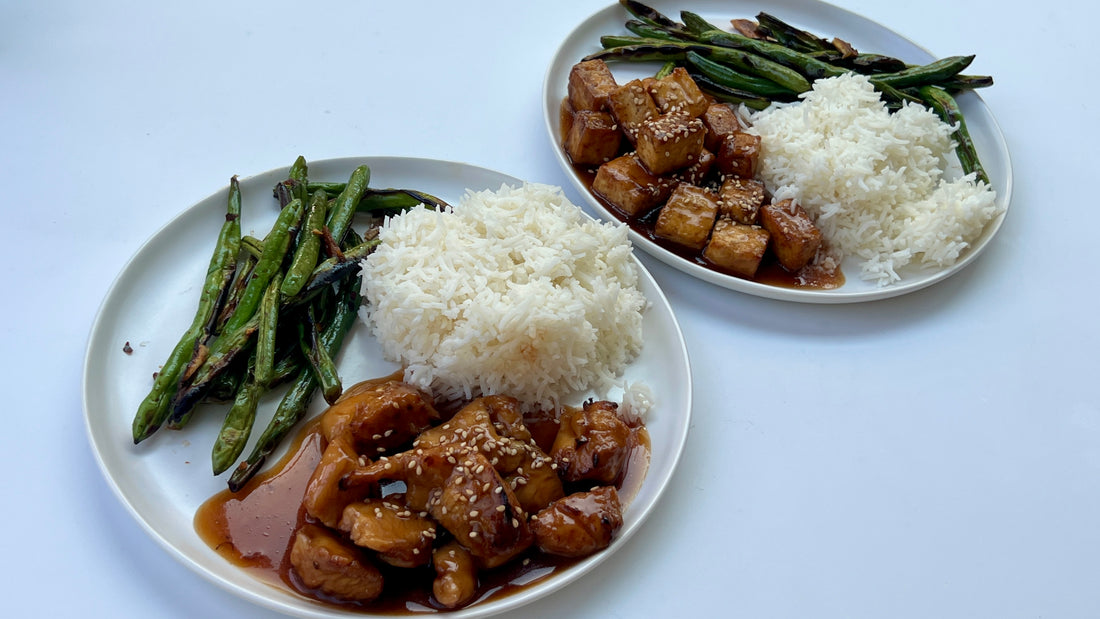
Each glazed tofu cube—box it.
[559,98,575,141]
[759,199,822,271]
[703,218,770,278]
[592,154,673,217]
[650,67,709,118]
[568,59,618,112]
[716,132,761,178]
[672,148,715,186]
[607,79,659,144]
[718,177,765,224]
[635,112,706,176]
[701,103,745,152]
[563,110,622,166]
[654,184,720,250]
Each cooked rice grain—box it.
[748,73,1002,285]
[359,183,647,410]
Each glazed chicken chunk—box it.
[320,379,439,455]
[550,400,633,485]
[531,486,624,558]
[415,395,565,515]
[345,442,534,569]
[303,435,374,529]
[289,523,384,602]
[338,496,437,568]
[432,540,479,609]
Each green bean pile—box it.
[589,1,994,184]
[130,156,446,491]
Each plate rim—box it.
[542,0,1013,304]
[82,155,694,618]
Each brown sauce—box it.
[561,98,844,291]
[195,393,650,614]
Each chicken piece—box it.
[717,177,765,224]
[289,523,384,602]
[550,400,633,485]
[607,79,659,144]
[701,103,745,152]
[345,444,533,569]
[432,540,479,609]
[649,66,709,117]
[716,131,762,179]
[320,379,439,455]
[563,110,622,166]
[426,448,533,568]
[567,59,618,112]
[504,442,565,515]
[634,111,706,176]
[303,434,375,529]
[531,486,624,558]
[671,147,715,186]
[416,396,565,514]
[759,199,823,271]
[415,395,532,473]
[591,154,673,217]
[653,183,720,251]
[703,218,770,278]
[338,496,436,568]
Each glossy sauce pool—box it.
[195,402,650,614]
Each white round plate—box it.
[83,157,692,618]
[543,0,1012,303]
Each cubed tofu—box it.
[559,98,575,141]
[701,103,745,152]
[649,67,709,118]
[654,184,720,250]
[703,218,770,278]
[716,131,761,178]
[635,112,706,176]
[592,154,673,217]
[563,110,622,166]
[717,177,765,224]
[759,199,822,271]
[568,59,618,112]
[607,79,660,144]
[671,148,715,186]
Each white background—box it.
[4,0,1098,617]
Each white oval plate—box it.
[83,157,692,618]
[543,0,1012,303]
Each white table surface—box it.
[6,1,1098,617]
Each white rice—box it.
[748,73,1003,285]
[359,182,648,411]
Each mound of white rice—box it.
[359,182,648,411]
[748,72,1003,285]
